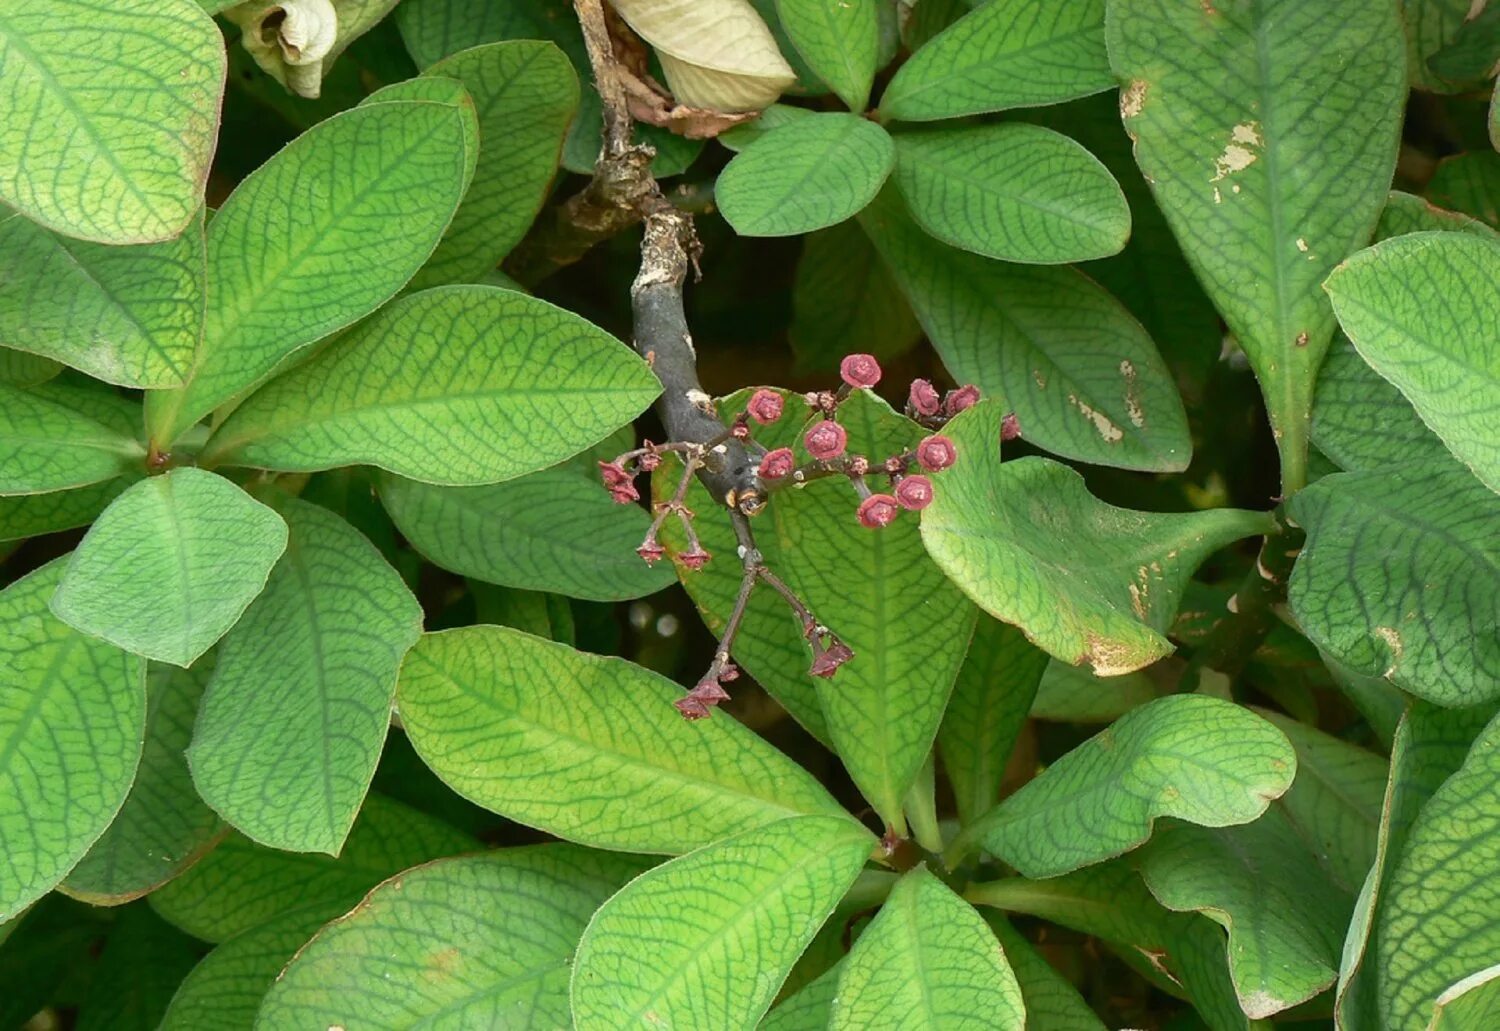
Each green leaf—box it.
[762,961,842,1031]
[377,432,675,602]
[1377,710,1500,1030]
[1138,810,1352,1017]
[717,113,894,237]
[1256,709,1385,893]
[0,382,145,494]
[396,0,579,69]
[1405,0,1487,92]
[938,617,1049,827]
[790,220,921,374]
[571,816,873,1029]
[188,500,422,855]
[952,695,1295,877]
[0,476,132,542]
[146,99,477,446]
[1427,4,1500,82]
[161,905,332,1031]
[396,625,848,853]
[1324,232,1500,492]
[74,904,200,1031]
[408,41,578,287]
[1311,338,1457,475]
[775,0,879,111]
[986,917,1108,1031]
[880,0,1109,121]
[892,123,1130,264]
[0,558,146,921]
[1428,967,1500,1031]
[1108,0,1407,492]
[0,207,204,387]
[860,192,1192,472]
[0,0,224,243]
[921,404,1271,674]
[50,468,289,667]
[1429,153,1500,230]
[1288,463,1500,706]
[202,285,660,485]
[831,866,1025,1030]
[257,845,652,1028]
[1378,190,1500,242]
[148,793,475,942]
[1031,659,1160,723]
[717,102,817,153]
[62,662,222,904]
[0,346,59,387]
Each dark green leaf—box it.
[790,220,921,374]
[74,905,200,1031]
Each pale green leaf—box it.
[892,123,1130,264]
[1378,190,1499,241]
[571,816,874,1029]
[74,905,200,1031]
[396,625,848,853]
[146,100,477,446]
[1109,0,1407,491]
[1139,809,1352,1017]
[718,113,894,237]
[148,793,476,942]
[986,917,1108,1031]
[1377,710,1500,1030]
[831,866,1025,1030]
[1336,701,1496,1031]
[1031,659,1160,723]
[1324,232,1500,492]
[0,382,145,495]
[861,193,1192,471]
[50,468,288,667]
[776,0,879,111]
[62,662,223,904]
[0,207,204,387]
[1287,463,1500,706]
[188,500,422,855]
[938,617,1049,827]
[0,476,132,542]
[161,905,332,1031]
[377,432,674,601]
[0,558,146,921]
[1255,709,1385,893]
[409,41,578,287]
[717,102,817,153]
[880,0,1109,121]
[790,219,921,374]
[202,285,660,486]
[257,845,652,1028]
[953,695,1295,877]
[359,77,478,188]
[761,961,841,1031]
[921,404,1271,674]
[0,0,224,243]
[1429,966,1500,1031]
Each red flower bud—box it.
[840,353,882,389]
[608,483,640,504]
[638,451,661,472]
[804,420,848,460]
[679,546,711,571]
[675,696,711,720]
[945,385,981,415]
[599,460,631,486]
[895,475,934,511]
[810,638,855,678]
[691,677,731,704]
[731,421,750,439]
[909,378,941,416]
[857,493,901,528]
[1001,412,1021,442]
[759,447,796,480]
[636,539,665,564]
[916,435,957,472]
[746,388,784,425]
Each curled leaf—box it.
[225,1,338,98]
[610,0,796,111]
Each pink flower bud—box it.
[675,696,711,720]
[637,539,665,564]
[719,663,740,682]
[608,483,640,505]
[909,378,941,416]
[810,638,855,678]
[857,493,900,528]
[1001,412,1021,442]
[840,353,882,389]
[847,454,870,476]
[680,546,711,571]
[945,385,981,415]
[759,447,796,480]
[895,475,934,511]
[598,460,631,487]
[690,677,731,704]
[731,421,750,440]
[638,451,661,472]
[746,389,784,425]
[916,435,957,472]
[804,420,848,460]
